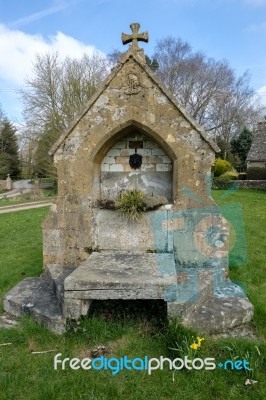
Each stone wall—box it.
[100,133,172,199]
[232,180,266,189]
[247,161,266,168]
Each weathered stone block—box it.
[103,156,116,164]
[146,156,163,163]
[115,156,129,164]
[156,163,172,171]
[151,148,166,156]
[141,164,156,171]
[120,149,130,156]
[106,148,121,156]
[109,164,124,172]
[95,209,168,251]
[137,149,152,156]
[101,164,110,171]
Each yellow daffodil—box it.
[190,342,199,350]
[197,337,204,345]
[190,336,204,350]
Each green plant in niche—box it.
[115,189,146,221]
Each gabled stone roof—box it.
[49,49,219,156]
[247,120,266,162]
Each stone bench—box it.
[63,252,177,319]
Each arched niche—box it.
[95,125,173,202]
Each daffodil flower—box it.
[190,336,204,350]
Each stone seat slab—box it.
[64,252,177,299]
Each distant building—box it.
[247,119,266,169]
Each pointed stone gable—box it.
[49,51,219,158]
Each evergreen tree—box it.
[145,55,159,72]
[231,127,253,170]
[33,125,57,177]
[0,120,20,178]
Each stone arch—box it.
[92,120,177,163]
[92,120,176,202]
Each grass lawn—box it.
[212,189,266,338]
[0,190,265,400]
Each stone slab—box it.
[64,252,177,298]
[167,280,254,334]
[179,296,254,334]
[3,278,65,334]
[64,288,166,300]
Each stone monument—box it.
[4,23,254,334]
[6,174,12,190]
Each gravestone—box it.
[6,174,12,190]
[4,23,254,334]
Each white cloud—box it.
[0,23,103,121]
[9,0,83,28]
[0,24,101,86]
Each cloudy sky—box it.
[0,0,266,122]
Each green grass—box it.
[212,189,266,338]
[0,208,48,306]
[0,191,265,400]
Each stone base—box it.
[3,277,65,334]
[167,297,254,334]
[3,252,254,335]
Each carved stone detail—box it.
[124,73,142,95]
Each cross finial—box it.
[121,23,149,51]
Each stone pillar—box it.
[6,174,13,190]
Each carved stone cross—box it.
[121,23,149,51]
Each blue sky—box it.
[0,0,266,122]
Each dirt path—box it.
[0,200,52,214]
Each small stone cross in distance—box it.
[121,23,149,50]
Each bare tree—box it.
[17,121,41,177]
[23,51,108,132]
[60,53,108,125]
[21,51,109,176]
[153,37,262,144]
